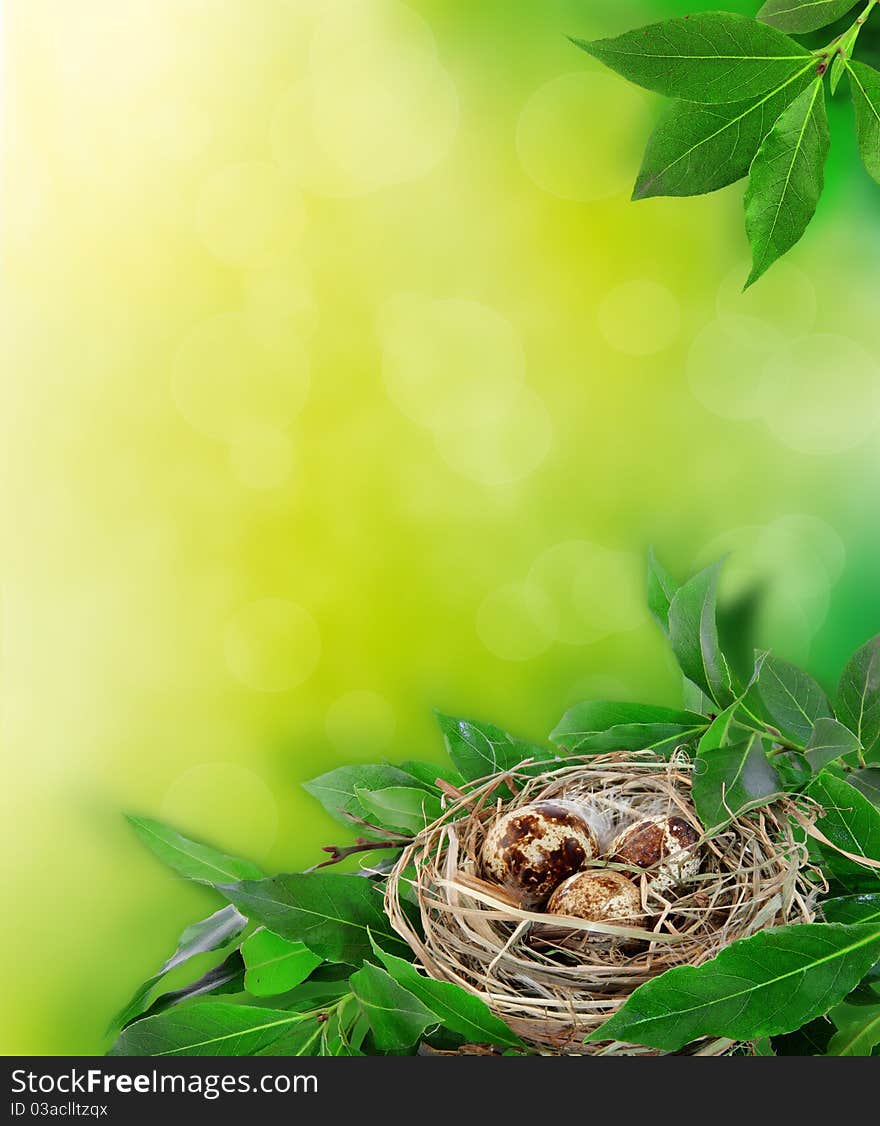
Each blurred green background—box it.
[2,0,880,1054]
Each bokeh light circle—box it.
[229,426,295,490]
[761,334,880,455]
[687,315,784,420]
[597,280,681,355]
[196,162,305,265]
[171,312,310,442]
[517,72,646,201]
[225,599,321,692]
[476,582,558,661]
[160,762,278,861]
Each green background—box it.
[2,0,879,1053]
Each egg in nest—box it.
[547,869,645,938]
[609,814,702,894]
[481,800,598,907]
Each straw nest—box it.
[384,749,821,1056]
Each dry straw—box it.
[384,749,822,1056]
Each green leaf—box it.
[140,952,245,1022]
[242,930,323,997]
[668,561,734,707]
[349,963,439,1052]
[646,548,677,633]
[848,62,880,185]
[370,937,523,1048]
[804,717,863,773]
[758,0,858,34]
[828,1002,880,1055]
[219,872,405,964]
[436,713,555,781]
[633,67,814,199]
[550,701,707,756]
[693,731,783,830]
[109,1002,326,1057]
[744,79,830,288]
[836,634,880,760]
[109,906,247,1032]
[398,760,465,790]
[354,786,443,836]
[586,922,880,1050]
[772,1016,834,1054]
[573,13,811,104]
[743,655,831,747]
[302,764,426,837]
[850,768,880,808]
[125,815,263,884]
[806,772,880,882]
[822,893,880,924]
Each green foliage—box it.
[435,712,555,781]
[550,701,707,756]
[758,0,859,34]
[110,1003,330,1057]
[574,3,880,284]
[219,872,405,964]
[241,930,322,997]
[848,61,880,182]
[805,772,880,881]
[743,79,830,287]
[349,963,439,1052]
[586,923,880,1049]
[836,633,880,760]
[125,815,263,884]
[302,763,426,836]
[115,548,880,1057]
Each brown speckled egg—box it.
[547,870,645,935]
[610,815,702,894]
[481,800,598,906]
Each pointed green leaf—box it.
[586,922,880,1050]
[370,937,523,1048]
[848,61,880,185]
[354,786,443,835]
[398,760,465,790]
[827,1002,880,1055]
[693,731,783,830]
[758,0,859,34]
[109,1002,325,1057]
[804,717,863,772]
[573,13,811,104]
[302,764,427,837]
[125,815,263,884]
[806,772,880,882]
[743,655,831,747]
[634,67,814,199]
[836,634,880,759]
[744,79,830,288]
[219,872,405,964]
[108,905,247,1032]
[550,701,707,755]
[242,930,323,997]
[139,952,245,1022]
[436,713,555,781]
[668,561,734,707]
[821,893,880,924]
[646,548,677,633]
[349,963,439,1052]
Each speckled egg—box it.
[547,869,645,936]
[481,800,598,907]
[610,815,702,894]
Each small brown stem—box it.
[306,837,407,871]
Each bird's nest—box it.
[384,750,822,1056]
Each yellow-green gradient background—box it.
[2,0,880,1054]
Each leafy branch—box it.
[574,2,880,286]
